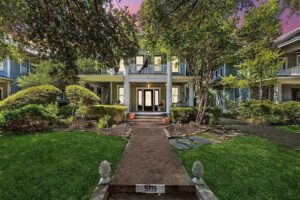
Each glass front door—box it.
[137,88,160,112]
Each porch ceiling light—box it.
[147,83,150,88]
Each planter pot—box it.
[128,112,136,120]
[162,117,170,124]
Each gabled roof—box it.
[275,27,300,48]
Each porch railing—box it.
[278,66,300,76]
[129,64,167,74]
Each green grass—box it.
[0,131,127,200]
[177,136,300,200]
[278,125,300,134]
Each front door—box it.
[144,90,153,111]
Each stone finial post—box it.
[98,160,111,185]
[192,160,204,185]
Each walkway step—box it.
[108,193,198,200]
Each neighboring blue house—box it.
[0,56,30,100]
[212,27,300,109]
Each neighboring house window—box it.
[118,86,124,104]
[20,61,29,74]
[136,56,144,71]
[220,68,223,76]
[0,87,3,100]
[172,86,180,103]
[119,59,125,72]
[215,70,219,78]
[172,56,179,72]
[0,62,3,71]
[297,55,300,66]
[154,56,162,72]
[279,57,288,70]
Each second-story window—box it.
[297,55,300,66]
[20,61,29,74]
[0,62,3,72]
[172,56,179,72]
[279,57,288,70]
[215,70,219,78]
[154,56,162,72]
[136,56,144,71]
[220,68,223,77]
[119,59,125,72]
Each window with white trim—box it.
[172,86,180,103]
[118,86,124,104]
[154,56,162,71]
[20,61,29,74]
[172,56,179,72]
[279,57,288,70]
[119,59,125,72]
[297,55,300,66]
[0,62,3,71]
[136,56,144,71]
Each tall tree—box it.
[141,0,242,124]
[222,0,282,101]
[0,0,139,84]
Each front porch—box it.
[0,76,12,100]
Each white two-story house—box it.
[79,50,195,114]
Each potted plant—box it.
[127,112,136,120]
[162,117,169,124]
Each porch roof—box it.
[78,74,124,83]
[172,76,194,83]
[0,75,14,83]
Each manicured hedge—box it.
[170,106,221,125]
[0,85,61,111]
[238,100,300,125]
[85,105,127,123]
[0,104,57,132]
[65,85,100,107]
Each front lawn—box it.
[0,131,127,200]
[177,136,300,200]
[277,125,300,134]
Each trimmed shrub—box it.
[58,105,75,118]
[1,104,57,132]
[204,106,222,125]
[0,85,61,111]
[170,106,221,125]
[237,100,300,125]
[96,115,112,129]
[65,85,100,107]
[280,101,300,123]
[170,107,196,123]
[85,105,127,124]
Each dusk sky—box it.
[114,0,300,33]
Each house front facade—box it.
[79,51,195,114]
[0,57,30,100]
[212,27,300,108]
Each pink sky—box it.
[114,0,300,33]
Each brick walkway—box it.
[109,122,197,199]
[220,117,300,150]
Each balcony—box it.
[129,64,167,74]
[278,66,300,76]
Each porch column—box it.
[274,83,282,103]
[7,82,11,96]
[166,60,172,113]
[124,66,130,111]
[188,82,194,107]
